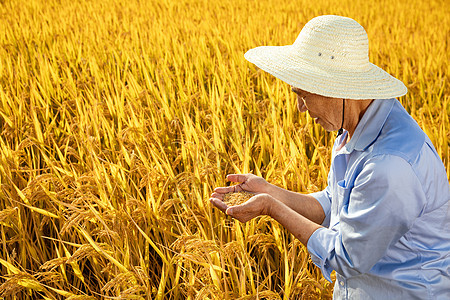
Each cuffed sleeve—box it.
[307,227,338,282]
[310,189,332,227]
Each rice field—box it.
[0,0,448,298]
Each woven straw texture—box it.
[244,15,407,100]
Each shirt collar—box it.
[342,98,395,153]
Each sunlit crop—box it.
[0,0,448,298]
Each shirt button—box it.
[339,280,345,286]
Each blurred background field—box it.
[0,0,448,298]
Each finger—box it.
[226,174,249,183]
[210,192,225,200]
[216,183,245,194]
[234,183,244,192]
[213,186,235,194]
[209,198,228,213]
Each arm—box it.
[267,196,323,245]
[210,173,326,225]
[265,183,327,225]
[213,192,322,245]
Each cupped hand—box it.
[210,193,274,223]
[210,173,270,201]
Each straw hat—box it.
[244,15,407,100]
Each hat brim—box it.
[244,45,407,100]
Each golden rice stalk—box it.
[101,271,142,296]
[0,273,47,297]
[0,207,18,227]
[223,191,253,206]
[66,296,98,300]
[0,275,27,298]
[39,258,68,272]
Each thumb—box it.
[225,207,234,215]
[226,205,242,216]
[226,202,246,216]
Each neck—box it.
[344,99,374,139]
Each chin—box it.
[321,124,336,132]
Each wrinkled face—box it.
[291,87,343,132]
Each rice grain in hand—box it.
[223,191,253,206]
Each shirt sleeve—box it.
[307,154,427,282]
[309,158,335,228]
[310,187,332,227]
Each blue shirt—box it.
[307,98,450,299]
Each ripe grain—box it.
[223,191,254,206]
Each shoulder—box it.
[371,100,426,164]
[353,154,427,213]
[358,154,417,186]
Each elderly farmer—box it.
[210,15,450,299]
